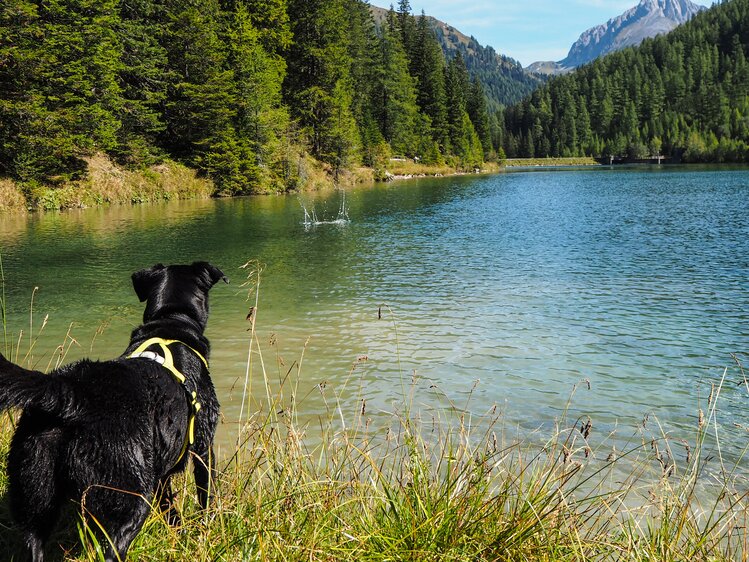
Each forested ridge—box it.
[502,0,749,162]
[431,23,543,112]
[0,0,502,199]
[370,5,544,110]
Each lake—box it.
[1,166,748,459]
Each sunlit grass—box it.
[385,160,501,178]
[0,154,215,212]
[504,157,600,167]
[0,179,27,213]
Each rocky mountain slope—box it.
[527,0,706,75]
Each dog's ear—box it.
[131,264,166,302]
[192,261,229,287]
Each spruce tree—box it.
[0,0,123,183]
[374,18,420,156]
[285,0,359,174]
[396,0,416,59]
[412,12,449,151]
[346,0,382,165]
[162,0,243,192]
[466,78,492,158]
[227,0,294,191]
[116,0,168,165]
[240,0,291,56]
[445,52,481,166]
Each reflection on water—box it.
[1,167,748,462]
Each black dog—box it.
[0,262,227,561]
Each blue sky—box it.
[371,1,713,66]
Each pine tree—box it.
[162,0,242,191]
[467,78,492,158]
[346,0,382,165]
[215,0,292,188]
[396,0,416,59]
[445,52,481,166]
[374,21,420,156]
[0,0,123,183]
[327,79,359,177]
[285,0,359,174]
[115,0,168,164]
[239,0,291,56]
[0,0,45,179]
[412,13,448,151]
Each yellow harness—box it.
[127,337,208,468]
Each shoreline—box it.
[503,156,600,168]
[0,157,503,214]
[3,156,743,215]
[384,161,501,181]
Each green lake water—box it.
[1,166,748,459]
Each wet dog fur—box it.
[0,262,227,561]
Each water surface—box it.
[1,166,748,457]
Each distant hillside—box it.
[528,0,706,75]
[504,0,749,164]
[370,5,543,109]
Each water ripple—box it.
[1,168,748,458]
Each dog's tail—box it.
[0,353,74,415]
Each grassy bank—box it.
[0,156,507,214]
[0,270,746,561]
[1,154,215,212]
[1,371,743,561]
[0,155,496,214]
[0,179,28,213]
[386,160,501,179]
[504,157,600,167]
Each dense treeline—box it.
[503,0,749,162]
[0,0,500,196]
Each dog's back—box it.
[0,262,226,562]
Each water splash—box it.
[301,190,350,229]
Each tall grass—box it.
[118,367,748,561]
[0,265,747,561]
[0,179,28,213]
[1,154,215,212]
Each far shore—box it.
[503,156,601,167]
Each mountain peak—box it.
[528,0,705,75]
[637,0,702,22]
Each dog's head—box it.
[132,262,228,330]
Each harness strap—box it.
[127,337,208,468]
[128,337,209,381]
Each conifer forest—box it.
[2,0,749,196]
